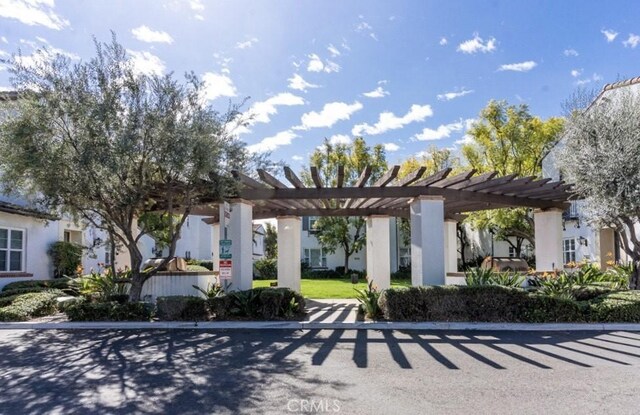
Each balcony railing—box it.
[563,201,579,220]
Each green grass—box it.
[253,278,411,299]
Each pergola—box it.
[197,166,572,292]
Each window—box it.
[304,248,326,268]
[563,238,576,264]
[508,247,517,258]
[104,241,112,265]
[0,228,24,272]
[185,251,192,260]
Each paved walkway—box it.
[304,299,360,323]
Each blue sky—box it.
[1,0,639,168]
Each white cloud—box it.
[570,69,582,78]
[383,143,400,152]
[439,37,448,46]
[457,33,496,54]
[498,60,537,72]
[201,72,237,100]
[454,134,474,146]
[602,28,618,42]
[306,53,340,73]
[414,119,476,142]
[563,48,578,57]
[241,93,304,132]
[236,37,258,49]
[296,101,363,130]
[341,39,351,51]
[575,73,602,86]
[328,134,352,146]
[362,85,389,98]
[131,25,173,44]
[352,104,433,136]
[0,0,69,30]
[1,36,7,44]
[355,19,378,41]
[127,50,165,76]
[327,44,341,57]
[15,38,79,67]
[247,130,298,153]
[292,155,304,162]
[623,33,640,48]
[189,0,204,19]
[288,73,320,92]
[437,88,473,101]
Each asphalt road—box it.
[1,328,640,414]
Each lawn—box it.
[253,278,411,299]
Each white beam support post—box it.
[410,196,445,286]
[366,215,391,290]
[212,223,220,272]
[444,219,458,276]
[277,216,302,292]
[229,200,253,291]
[534,208,564,272]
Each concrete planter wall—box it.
[140,271,217,303]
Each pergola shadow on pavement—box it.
[195,166,573,292]
[1,329,640,413]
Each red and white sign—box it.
[219,260,232,280]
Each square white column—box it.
[444,219,458,275]
[534,208,564,272]
[410,196,445,286]
[277,216,302,292]
[212,223,220,272]
[366,215,391,290]
[229,200,253,291]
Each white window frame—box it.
[0,227,25,273]
[304,248,327,268]
[508,246,517,258]
[399,247,411,268]
[563,238,576,264]
[308,216,319,233]
[104,241,112,266]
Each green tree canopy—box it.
[0,36,255,300]
[302,137,387,273]
[461,100,564,254]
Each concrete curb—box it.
[2,321,640,331]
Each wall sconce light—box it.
[578,236,588,246]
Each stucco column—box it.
[366,215,391,290]
[277,216,301,292]
[444,219,458,275]
[534,208,564,272]
[212,223,220,272]
[229,200,253,291]
[410,196,445,286]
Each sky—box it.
[1,0,640,168]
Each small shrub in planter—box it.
[65,299,153,321]
[156,296,208,321]
[208,288,305,320]
[186,264,210,272]
[48,241,83,278]
[588,291,640,322]
[2,279,72,293]
[0,290,64,321]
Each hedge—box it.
[65,299,154,321]
[0,290,64,321]
[378,285,640,323]
[2,279,71,293]
[208,287,305,320]
[156,296,208,321]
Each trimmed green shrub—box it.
[0,290,64,321]
[588,291,640,322]
[2,279,71,293]
[379,285,587,323]
[186,259,214,271]
[48,241,83,278]
[301,269,342,279]
[65,299,153,321]
[208,287,305,320]
[186,264,210,272]
[156,296,208,321]
[254,258,277,280]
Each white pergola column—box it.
[212,223,220,272]
[366,215,391,290]
[534,208,564,272]
[444,219,458,276]
[410,196,445,286]
[277,216,301,292]
[229,200,253,291]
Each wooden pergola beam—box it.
[373,165,401,187]
[395,167,426,187]
[432,169,477,188]
[337,165,345,188]
[448,171,498,190]
[412,168,452,187]
[283,166,323,209]
[310,166,323,188]
[463,173,517,192]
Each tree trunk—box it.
[630,260,640,290]
[129,270,145,302]
[343,251,350,275]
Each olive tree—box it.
[0,36,253,300]
[557,89,640,288]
